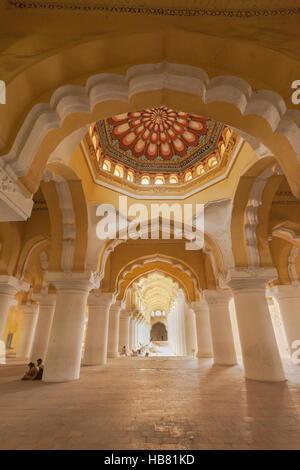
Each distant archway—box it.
[151,322,168,342]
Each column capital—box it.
[32,293,56,307]
[0,275,30,295]
[190,299,208,313]
[119,308,132,319]
[203,289,232,305]
[88,291,113,308]
[227,267,277,293]
[20,303,39,315]
[45,271,100,293]
[270,284,300,300]
[109,300,122,313]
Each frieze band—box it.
[8,1,300,17]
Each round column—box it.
[119,309,131,352]
[129,317,136,350]
[204,289,237,366]
[0,276,28,340]
[271,284,300,356]
[16,304,39,359]
[184,304,197,356]
[191,300,213,358]
[83,292,113,365]
[30,293,56,361]
[43,272,99,382]
[107,300,122,358]
[228,269,285,382]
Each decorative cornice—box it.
[88,291,113,308]
[32,292,56,306]
[0,275,30,294]
[227,267,277,293]
[203,288,232,305]
[45,270,100,293]
[270,284,300,300]
[8,1,300,17]
[0,166,33,221]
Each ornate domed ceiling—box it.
[86,106,239,192]
[94,106,225,175]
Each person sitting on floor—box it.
[21,362,38,381]
[121,345,127,356]
[34,358,44,380]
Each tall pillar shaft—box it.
[192,300,213,358]
[43,272,99,382]
[119,310,131,352]
[272,285,300,356]
[184,305,197,356]
[0,276,28,339]
[204,290,237,366]
[30,294,56,361]
[107,301,121,358]
[16,304,39,359]
[83,292,113,365]
[228,269,285,382]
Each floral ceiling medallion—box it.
[95,106,225,174]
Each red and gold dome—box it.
[89,106,233,185]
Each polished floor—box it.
[0,356,300,450]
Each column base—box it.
[81,360,106,366]
[197,353,213,358]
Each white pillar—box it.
[228,269,285,382]
[16,304,39,359]
[191,300,213,358]
[43,272,99,382]
[107,300,122,358]
[184,304,197,356]
[119,309,131,352]
[83,292,113,365]
[129,317,136,349]
[30,293,56,361]
[0,276,29,339]
[204,289,237,366]
[271,284,300,356]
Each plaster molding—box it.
[9,1,300,17]
[227,267,277,293]
[272,227,300,247]
[2,62,300,186]
[270,284,300,300]
[0,275,30,295]
[288,245,300,285]
[55,176,76,272]
[32,293,56,307]
[88,291,113,309]
[203,288,232,305]
[244,168,275,267]
[45,270,100,293]
[204,197,235,275]
[115,255,198,299]
[0,166,33,221]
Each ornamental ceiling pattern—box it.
[9,0,300,16]
[95,107,224,174]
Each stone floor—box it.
[1,356,300,450]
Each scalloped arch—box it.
[2,62,300,199]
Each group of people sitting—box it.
[121,342,151,357]
[21,358,44,381]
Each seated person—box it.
[21,362,38,380]
[34,358,44,380]
[121,345,127,355]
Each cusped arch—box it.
[1,61,300,201]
